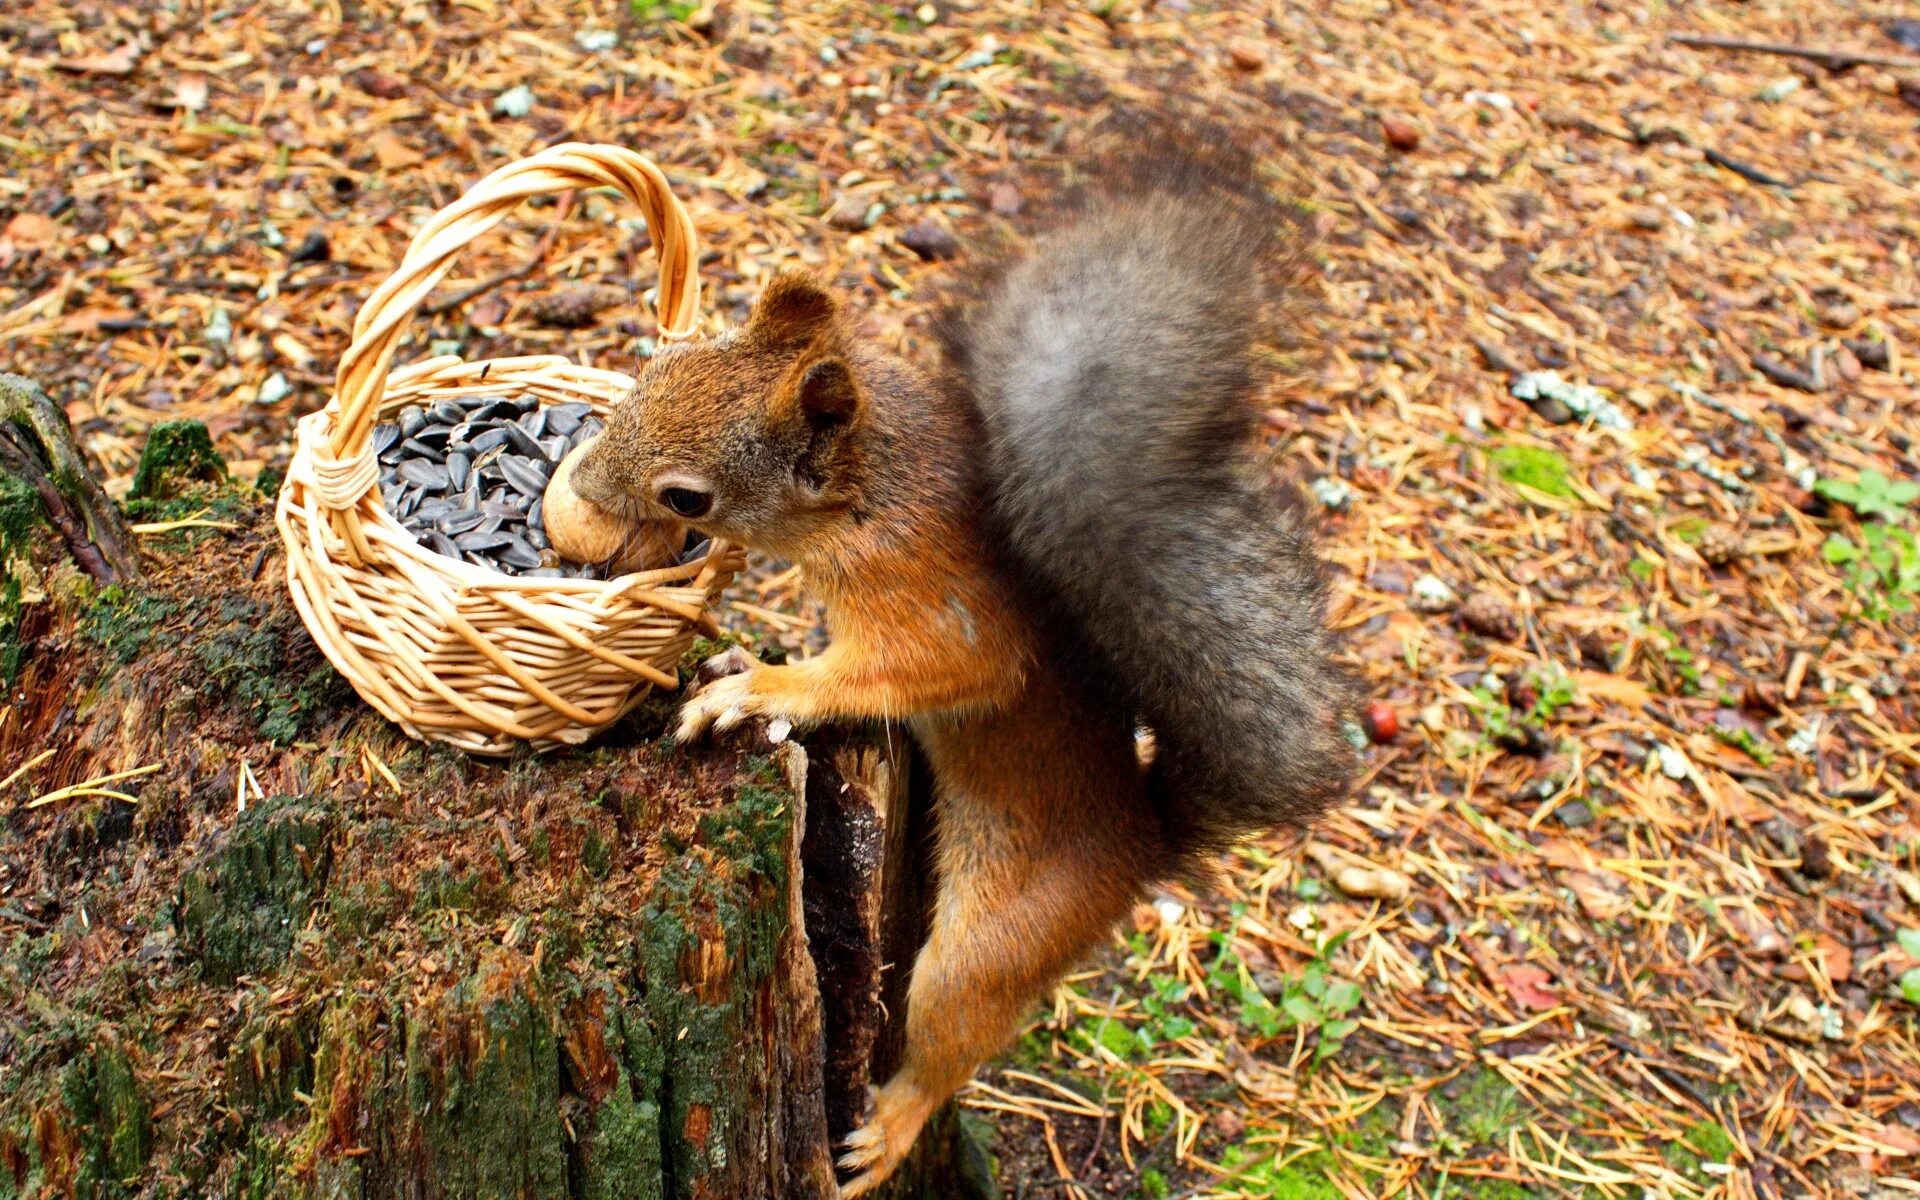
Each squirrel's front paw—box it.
[675,672,758,742]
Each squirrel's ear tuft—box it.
[747,272,838,348]
[791,358,862,429]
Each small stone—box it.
[1458,591,1519,641]
[493,85,536,117]
[1815,298,1861,329]
[900,218,958,262]
[1380,113,1422,151]
[1551,800,1594,829]
[988,182,1022,216]
[1698,525,1743,566]
[1627,205,1665,232]
[1410,574,1458,613]
[1227,38,1265,71]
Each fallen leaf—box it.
[1539,838,1596,872]
[371,132,425,171]
[1574,670,1651,709]
[1499,963,1560,1012]
[56,43,142,76]
[4,213,57,247]
[1561,869,1629,920]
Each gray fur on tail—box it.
[943,142,1356,857]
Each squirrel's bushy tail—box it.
[943,135,1356,860]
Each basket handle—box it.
[315,143,701,534]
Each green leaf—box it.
[1282,995,1322,1026]
[1823,536,1861,565]
[1325,980,1363,1013]
[1898,929,1920,960]
[1322,1018,1359,1041]
[1902,968,1920,1007]
[1302,964,1327,1000]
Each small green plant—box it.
[1710,724,1775,766]
[1816,469,1918,521]
[1467,667,1573,749]
[1206,919,1362,1062]
[633,0,701,21]
[1899,929,1920,1006]
[1648,628,1703,695]
[1825,523,1919,622]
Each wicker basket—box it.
[276,143,742,755]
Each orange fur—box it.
[573,272,1168,1195]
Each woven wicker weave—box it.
[276,143,741,755]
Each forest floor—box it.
[5,0,1920,1196]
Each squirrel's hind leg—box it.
[838,697,1163,1196]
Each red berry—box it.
[1362,701,1399,743]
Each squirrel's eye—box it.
[658,487,713,519]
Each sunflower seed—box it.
[426,531,461,559]
[399,406,429,437]
[437,510,485,535]
[518,408,548,437]
[411,424,452,451]
[468,427,510,454]
[429,399,467,425]
[526,526,549,550]
[396,459,449,490]
[446,451,471,491]
[522,567,568,578]
[413,498,454,524]
[400,437,446,463]
[527,496,544,529]
[373,423,403,458]
[679,538,712,565]
[470,399,521,423]
[499,536,542,570]
[502,423,544,459]
[545,402,594,436]
[500,456,551,499]
[455,530,513,552]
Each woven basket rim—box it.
[273,142,737,753]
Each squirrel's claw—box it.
[834,1123,890,1198]
[675,672,753,743]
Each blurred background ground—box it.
[4,0,1920,1196]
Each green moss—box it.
[1139,1167,1169,1199]
[80,586,180,665]
[1451,1067,1526,1147]
[1670,517,1708,545]
[0,467,39,680]
[411,862,506,920]
[174,795,335,984]
[1220,1148,1345,1200]
[131,419,226,500]
[193,599,345,744]
[1489,444,1577,500]
[58,1035,153,1196]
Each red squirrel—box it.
[573,138,1354,1194]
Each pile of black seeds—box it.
[372,394,705,579]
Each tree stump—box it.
[0,418,991,1200]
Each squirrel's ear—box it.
[790,357,863,429]
[747,272,838,349]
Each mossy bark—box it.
[0,453,982,1198]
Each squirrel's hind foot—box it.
[836,1078,937,1198]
